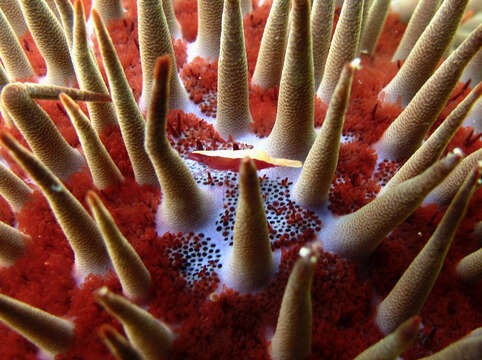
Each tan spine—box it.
[92,10,158,186]
[225,157,274,292]
[456,248,482,284]
[325,152,462,260]
[382,0,469,106]
[251,0,291,89]
[137,0,187,110]
[95,287,173,360]
[98,324,146,360]
[266,0,316,161]
[18,0,75,85]
[0,161,32,212]
[270,247,317,360]
[73,0,117,133]
[384,83,482,190]
[376,166,480,334]
[145,56,209,231]
[92,0,124,21]
[316,0,363,104]
[354,316,420,360]
[0,62,8,89]
[240,0,252,15]
[0,293,74,355]
[393,0,441,61]
[0,0,27,36]
[53,0,74,50]
[376,25,482,160]
[162,0,182,39]
[293,62,355,207]
[311,0,335,89]
[190,0,223,59]
[1,83,85,179]
[215,0,252,138]
[461,48,482,84]
[60,93,123,189]
[419,334,482,359]
[427,148,482,205]
[359,0,391,54]
[87,191,151,303]
[0,9,32,79]
[0,221,29,267]
[0,133,110,277]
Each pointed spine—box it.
[53,0,74,50]
[311,0,335,89]
[0,133,110,277]
[376,25,482,160]
[359,0,391,54]
[251,0,291,89]
[419,333,482,359]
[98,325,146,360]
[354,316,420,360]
[325,152,462,260]
[1,83,85,179]
[225,157,274,292]
[316,0,363,104]
[0,221,29,267]
[92,10,158,186]
[162,0,182,39]
[87,191,151,303]
[60,93,123,189]
[73,0,117,133]
[293,62,355,207]
[270,247,317,360]
[0,9,32,79]
[266,0,316,161]
[145,56,209,231]
[92,0,124,21]
[392,0,441,61]
[456,248,482,284]
[382,0,470,106]
[215,0,252,138]
[137,0,187,110]
[427,148,482,205]
[384,83,482,190]
[95,287,173,360]
[376,166,480,334]
[0,293,74,355]
[18,0,74,85]
[190,0,223,59]
[0,161,32,212]
[0,0,27,36]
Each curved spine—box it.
[92,10,158,186]
[384,82,482,190]
[60,93,123,190]
[316,0,363,104]
[95,287,173,360]
[376,166,480,333]
[73,0,117,133]
[293,62,355,207]
[324,152,462,260]
[87,191,151,303]
[266,0,316,161]
[0,293,74,355]
[251,0,291,89]
[270,247,317,360]
[18,0,75,85]
[392,0,442,61]
[0,221,29,267]
[215,0,252,138]
[456,248,482,284]
[224,157,274,293]
[0,161,32,212]
[376,25,482,160]
[381,0,470,106]
[418,334,482,359]
[137,0,187,110]
[311,0,335,89]
[0,133,110,278]
[0,9,32,79]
